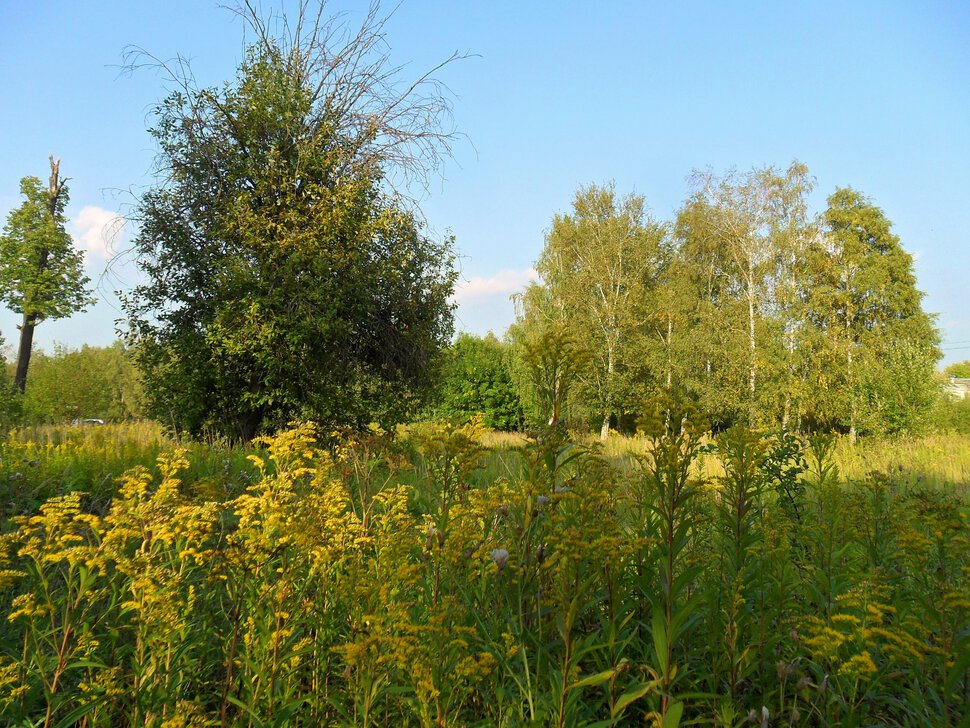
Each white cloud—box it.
[452,267,539,304]
[71,206,125,260]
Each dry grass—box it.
[476,428,970,495]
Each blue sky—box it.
[1,1,968,365]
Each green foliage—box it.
[531,183,666,436]
[933,394,970,435]
[518,326,588,428]
[0,339,20,431]
[1,421,965,726]
[803,187,941,436]
[432,333,522,430]
[512,167,940,438]
[945,360,970,379]
[125,8,458,441]
[0,175,90,324]
[857,338,941,436]
[19,342,143,424]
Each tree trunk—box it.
[846,307,856,444]
[666,316,673,388]
[601,342,615,441]
[781,326,795,431]
[747,284,757,423]
[13,313,36,394]
[848,338,856,444]
[13,157,65,394]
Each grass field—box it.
[482,427,970,495]
[0,420,967,726]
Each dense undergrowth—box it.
[0,414,967,726]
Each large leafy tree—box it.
[0,157,91,393]
[124,4,459,440]
[675,163,814,426]
[803,187,939,437]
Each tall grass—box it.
[0,419,966,726]
[0,422,258,522]
[477,428,970,496]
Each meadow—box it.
[0,417,967,726]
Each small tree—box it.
[434,333,521,430]
[0,156,92,392]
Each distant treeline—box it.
[431,165,969,439]
[0,341,142,426]
[3,162,966,440]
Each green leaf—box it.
[662,700,684,728]
[612,679,658,717]
[571,667,617,690]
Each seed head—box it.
[490,548,510,571]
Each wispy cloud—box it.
[452,267,539,304]
[71,206,125,260]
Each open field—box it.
[6,423,967,521]
[481,428,970,495]
[0,420,967,726]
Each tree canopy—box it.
[19,342,143,423]
[520,183,665,437]
[124,4,459,440]
[432,333,522,430]
[512,167,940,436]
[945,360,970,379]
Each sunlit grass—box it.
[0,420,965,725]
[0,421,259,519]
[475,427,970,497]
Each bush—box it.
[431,333,522,430]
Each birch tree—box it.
[537,183,664,438]
[679,163,813,425]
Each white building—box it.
[946,376,970,400]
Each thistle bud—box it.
[463,540,482,559]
